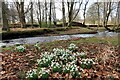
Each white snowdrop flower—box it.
[83,62,86,64]
[26,69,38,79]
[14,45,26,52]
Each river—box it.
[0,31,119,47]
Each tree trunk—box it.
[30,2,34,28]
[62,0,66,27]
[103,2,107,27]
[52,0,56,27]
[83,0,89,25]
[103,2,113,31]
[38,2,42,28]
[20,2,26,28]
[49,1,52,28]
[67,0,82,27]
[97,2,100,30]
[15,1,26,28]
[67,2,74,27]
[117,1,120,29]
[2,2,10,31]
[45,0,47,27]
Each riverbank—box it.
[1,36,119,79]
[1,27,97,40]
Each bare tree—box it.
[67,0,82,27]
[2,1,10,31]
[37,2,42,28]
[14,1,25,28]
[96,2,100,29]
[117,1,120,29]
[9,3,18,23]
[67,0,74,27]
[45,0,48,27]
[14,0,31,28]
[52,0,56,26]
[83,0,89,25]
[30,1,34,28]
[0,1,2,24]
[62,0,66,27]
[49,0,52,27]
[103,2,113,31]
[86,2,100,24]
[42,5,45,23]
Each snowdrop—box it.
[14,45,26,52]
[41,52,50,57]
[71,64,80,76]
[37,58,51,67]
[38,68,50,79]
[53,48,71,56]
[60,52,70,61]
[76,52,87,58]
[69,55,77,61]
[70,64,80,77]
[68,43,78,52]
[34,44,41,51]
[41,52,55,61]
[63,63,72,74]
[80,58,95,69]
[26,69,38,79]
[51,62,63,73]
[70,60,77,65]
[63,61,80,77]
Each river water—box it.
[0,31,119,47]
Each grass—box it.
[56,27,97,35]
[41,27,98,36]
[4,27,93,32]
[90,27,120,32]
